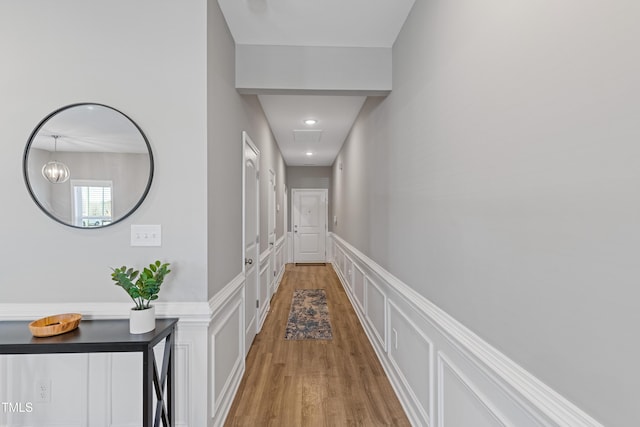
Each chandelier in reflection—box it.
[41,135,70,183]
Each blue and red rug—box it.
[284,289,333,340]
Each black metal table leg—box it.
[143,345,154,426]
[151,327,175,427]
[168,330,175,427]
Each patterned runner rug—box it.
[284,289,333,340]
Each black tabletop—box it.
[0,318,178,354]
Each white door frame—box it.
[292,188,328,263]
[268,169,276,297]
[283,186,288,260]
[242,131,260,354]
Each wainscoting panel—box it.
[210,301,243,423]
[388,300,433,426]
[352,263,365,313]
[109,352,143,427]
[438,353,506,427]
[365,276,387,351]
[1,354,88,427]
[274,236,285,294]
[330,233,603,427]
[334,248,344,277]
[207,273,245,427]
[172,343,190,426]
[344,256,353,290]
[258,251,271,332]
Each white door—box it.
[243,132,260,355]
[292,189,327,263]
[268,170,277,296]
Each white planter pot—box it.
[129,306,156,334]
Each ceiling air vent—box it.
[293,129,322,143]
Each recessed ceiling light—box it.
[306,152,313,156]
[304,119,317,125]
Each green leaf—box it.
[110,261,171,308]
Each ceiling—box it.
[218,0,415,166]
[31,104,148,154]
[258,94,366,166]
[217,0,415,48]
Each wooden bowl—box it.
[29,313,82,337]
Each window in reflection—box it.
[72,179,113,228]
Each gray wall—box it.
[244,96,287,253]
[0,0,209,303]
[206,3,287,297]
[332,1,639,426]
[0,1,286,306]
[286,166,332,231]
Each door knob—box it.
[245,258,253,265]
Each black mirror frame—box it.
[23,102,155,229]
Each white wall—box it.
[332,1,640,426]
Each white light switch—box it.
[131,225,162,247]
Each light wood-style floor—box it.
[225,264,410,427]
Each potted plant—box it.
[111,260,171,334]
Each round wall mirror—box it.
[23,103,154,228]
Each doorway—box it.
[292,189,328,263]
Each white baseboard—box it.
[330,233,603,427]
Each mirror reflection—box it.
[24,103,154,228]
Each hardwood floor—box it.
[225,264,410,427]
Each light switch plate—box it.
[131,225,162,247]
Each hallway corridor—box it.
[225,264,410,426]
